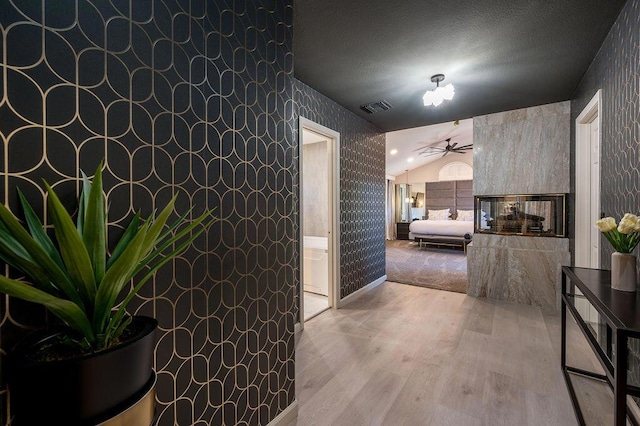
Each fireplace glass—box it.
[475,194,566,237]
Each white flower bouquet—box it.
[596,214,640,253]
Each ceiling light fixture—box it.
[423,74,455,107]
[407,157,414,162]
[390,149,398,155]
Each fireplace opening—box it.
[475,194,566,237]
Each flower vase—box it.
[611,252,638,292]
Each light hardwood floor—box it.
[291,281,621,425]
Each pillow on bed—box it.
[456,209,474,221]
[428,209,451,220]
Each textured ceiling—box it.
[293,0,627,132]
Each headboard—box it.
[425,180,473,219]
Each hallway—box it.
[291,282,613,425]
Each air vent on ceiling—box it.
[360,100,392,114]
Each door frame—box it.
[575,89,601,268]
[297,117,340,331]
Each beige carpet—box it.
[385,239,468,293]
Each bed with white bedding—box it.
[409,219,474,238]
[408,180,475,252]
[409,219,474,252]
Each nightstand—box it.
[396,222,410,240]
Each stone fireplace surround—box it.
[467,102,571,310]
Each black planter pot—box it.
[7,316,157,425]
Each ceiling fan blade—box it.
[450,142,458,149]
[415,142,448,151]
[415,146,440,153]
[414,138,450,150]
[416,148,444,155]
[456,144,473,149]
[454,151,465,154]
[442,151,448,157]
[419,151,443,158]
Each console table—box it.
[561,266,640,426]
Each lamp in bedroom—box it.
[404,169,413,203]
[423,74,455,107]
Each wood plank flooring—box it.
[290,281,621,425]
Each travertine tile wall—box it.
[473,102,570,196]
[467,235,570,309]
[469,102,571,310]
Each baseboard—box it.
[337,275,386,308]
[294,322,303,346]
[267,400,298,426]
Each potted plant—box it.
[0,162,215,424]
[596,214,640,292]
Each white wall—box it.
[393,150,472,183]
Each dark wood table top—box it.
[563,266,640,333]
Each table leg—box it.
[614,330,627,426]
[561,272,567,369]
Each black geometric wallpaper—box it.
[571,0,639,270]
[0,1,296,425]
[293,79,386,298]
[570,0,640,395]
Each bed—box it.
[408,180,474,252]
[409,219,474,252]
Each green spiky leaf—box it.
[107,212,141,270]
[82,162,106,285]
[17,188,65,270]
[93,221,150,331]
[45,182,96,306]
[0,274,94,342]
[0,201,83,308]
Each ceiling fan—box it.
[414,138,473,158]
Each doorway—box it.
[298,118,340,327]
[574,90,602,338]
[575,90,601,269]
